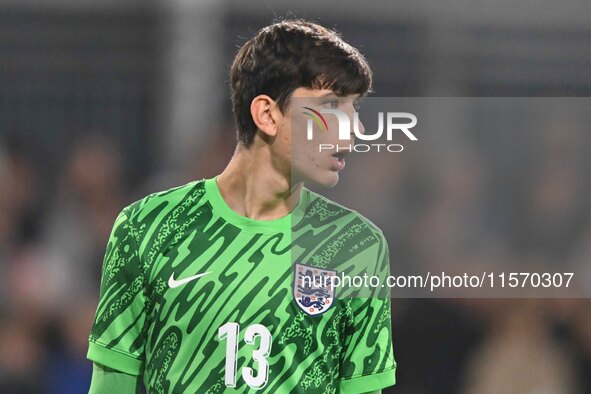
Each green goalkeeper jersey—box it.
[87,177,396,393]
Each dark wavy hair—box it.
[230,19,373,146]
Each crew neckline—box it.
[204,176,307,234]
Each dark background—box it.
[0,0,590,393]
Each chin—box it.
[302,171,340,188]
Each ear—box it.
[250,95,279,138]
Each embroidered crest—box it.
[293,263,337,316]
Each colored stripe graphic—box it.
[303,106,329,130]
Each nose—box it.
[351,111,365,138]
[356,118,365,135]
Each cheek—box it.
[288,118,328,169]
[289,117,306,146]
[282,128,291,150]
[326,118,342,140]
[297,142,324,171]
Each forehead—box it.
[291,87,360,100]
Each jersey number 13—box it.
[218,322,272,390]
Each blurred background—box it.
[0,0,590,393]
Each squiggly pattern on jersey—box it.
[89,180,395,393]
[145,327,181,393]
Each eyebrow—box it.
[317,92,338,98]
[317,92,362,99]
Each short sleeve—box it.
[87,207,146,376]
[339,236,397,393]
[89,363,141,393]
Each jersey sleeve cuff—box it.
[87,340,143,376]
[339,366,397,393]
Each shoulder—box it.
[122,179,206,221]
[300,189,390,280]
[302,188,387,245]
[111,180,209,263]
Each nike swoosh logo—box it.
[168,272,211,288]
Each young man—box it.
[87,20,396,393]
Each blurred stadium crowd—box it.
[1,1,591,393]
[2,108,590,394]
[331,111,591,393]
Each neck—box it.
[216,143,303,221]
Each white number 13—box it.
[218,322,272,390]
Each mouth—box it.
[331,151,348,171]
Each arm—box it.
[339,233,397,393]
[87,207,147,376]
[89,363,140,394]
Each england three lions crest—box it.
[293,263,337,316]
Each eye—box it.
[322,99,339,109]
